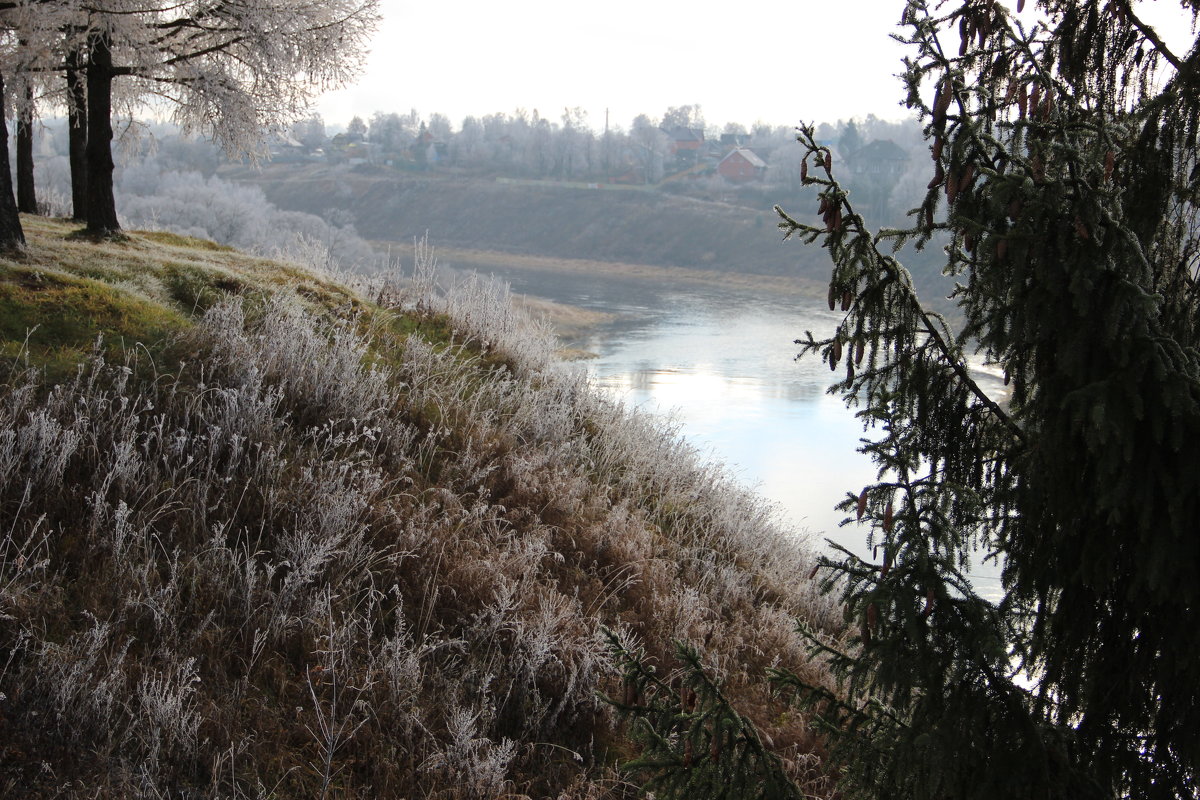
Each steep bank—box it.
[0,217,843,798]
[221,164,827,280]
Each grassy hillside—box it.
[0,218,845,798]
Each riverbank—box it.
[425,244,828,297]
[228,165,822,280]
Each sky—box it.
[317,1,1197,134]
[316,0,918,133]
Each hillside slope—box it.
[0,218,843,798]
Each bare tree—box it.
[14,72,37,214]
[557,107,591,179]
[292,114,328,152]
[367,111,404,152]
[661,104,704,131]
[426,112,452,141]
[630,114,667,184]
[346,115,368,141]
[65,39,86,219]
[0,3,61,246]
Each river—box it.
[488,265,1004,599]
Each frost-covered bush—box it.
[34,143,379,273]
[116,164,379,271]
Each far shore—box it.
[371,242,826,298]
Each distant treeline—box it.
[275,106,930,220]
[26,106,930,229]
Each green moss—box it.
[0,265,187,380]
[0,217,472,386]
[386,309,457,347]
[63,227,132,244]
[292,281,364,315]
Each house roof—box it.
[720,148,766,168]
[271,132,305,149]
[814,142,843,163]
[663,126,705,143]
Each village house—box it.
[717,147,767,183]
[662,126,705,167]
[848,139,909,179]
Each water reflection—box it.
[576,282,879,553]
[594,363,876,552]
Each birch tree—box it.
[13,0,378,235]
[0,1,67,247]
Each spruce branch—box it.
[1117,0,1184,71]
[603,629,805,800]
[775,130,1024,444]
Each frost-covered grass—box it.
[0,217,363,380]
[0,219,844,798]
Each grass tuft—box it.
[63,226,132,244]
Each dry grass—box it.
[0,219,845,798]
[510,295,615,343]
[408,244,827,297]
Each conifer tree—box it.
[616,2,1200,798]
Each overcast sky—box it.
[316,1,1195,133]
[317,0,917,133]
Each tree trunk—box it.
[0,71,27,251]
[16,83,37,215]
[67,46,88,222]
[85,33,120,235]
